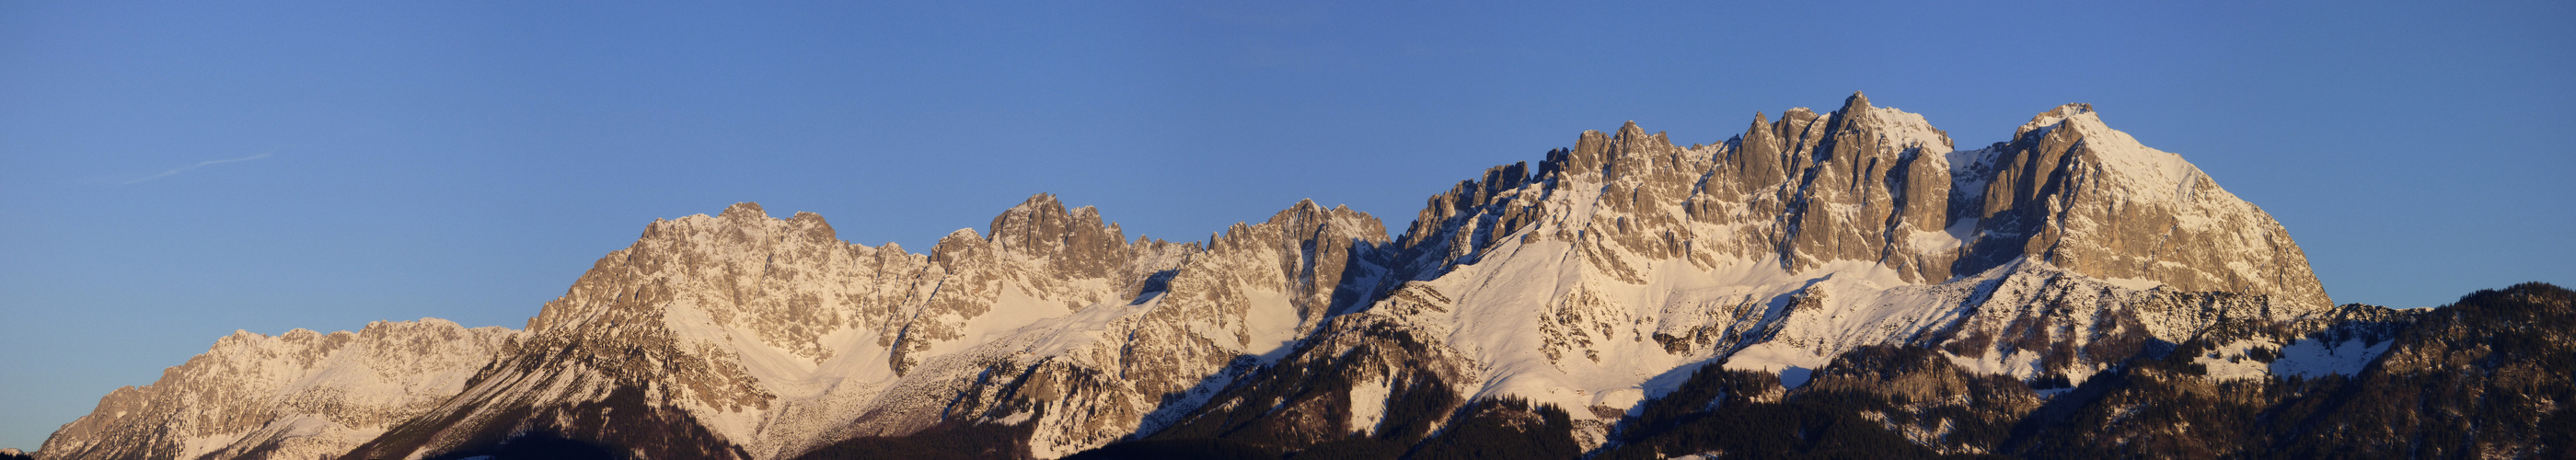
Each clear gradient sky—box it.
[3,0,2570,451]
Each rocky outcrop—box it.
[38,320,515,460]
[1959,103,2331,314]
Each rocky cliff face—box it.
[1960,103,2330,312]
[329,195,1386,460]
[1394,93,2324,308]
[51,94,2508,460]
[37,319,515,460]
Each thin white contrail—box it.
[120,153,272,185]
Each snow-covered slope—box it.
[1404,93,2328,390]
[37,319,516,460]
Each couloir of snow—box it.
[1346,375,1395,436]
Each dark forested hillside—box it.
[1089,282,2575,459]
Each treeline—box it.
[1598,351,2002,460]
[2027,282,2576,458]
[424,431,621,460]
[1603,282,2576,459]
[791,420,1037,460]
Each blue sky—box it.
[2,0,2570,451]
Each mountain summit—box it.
[44,95,2560,460]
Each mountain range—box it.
[33,93,2574,459]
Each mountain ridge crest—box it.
[41,95,2375,460]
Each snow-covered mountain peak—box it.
[986,193,1133,278]
[1611,121,1657,144]
[715,201,769,220]
[2016,102,2097,138]
[2009,103,2201,194]
[41,319,517,460]
[1963,101,2328,314]
[1203,95,2342,449]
